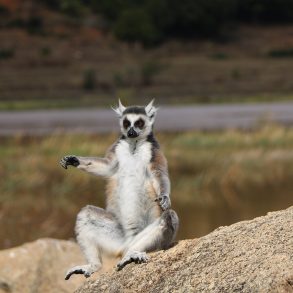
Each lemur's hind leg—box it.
[65,205,124,280]
[117,209,179,270]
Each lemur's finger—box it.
[65,268,88,280]
[64,273,71,280]
[60,159,68,169]
[60,160,66,169]
[117,260,131,271]
[117,256,133,270]
[162,203,169,211]
[117,251,148,271]
[84,272,91,278]
[65,269,78,280]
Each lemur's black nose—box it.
[127,127,138,138]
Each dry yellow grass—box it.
[3,26,293,109]
[1,125,293,248]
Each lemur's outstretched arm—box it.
[60,144,118,177]
[151,148,171,211]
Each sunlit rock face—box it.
[0,207,292,293]
[0,238,116,293]
[77,206,293,293]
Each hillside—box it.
[1,2,293,108]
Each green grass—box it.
[2,93,293,111]
[1,126,293,248]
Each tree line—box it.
[30,0,293,45]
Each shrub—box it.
[267,48,293,58]
[0,48,14,59]
[145,0,238,40]
[210,52,229,60]
[237,0,293,23]
[0,4,8,15]
[40,46,52,57]
[26,16,43,34]
[140,60,163,86]
[83,68,96,90]
[113,8,160,46]
[60,0,84,17]
[113,72,125,87]
[40,0,84,16]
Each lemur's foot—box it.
[65,264,99,280]
[60,155,80,169]
[155,195,171,211]
[117,251,148,271]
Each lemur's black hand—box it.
[60,155,80,169]
[155,195,171,211]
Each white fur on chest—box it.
[114,140,153,232]
[116,140,152,175]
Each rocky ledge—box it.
[77,206,293,293]
[0,238,116,293]
[0,206,292,293]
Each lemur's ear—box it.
[112,99,126,116]
[145,99,158,119]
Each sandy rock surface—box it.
[76,206,293,293]
[0,238,115,293]
[0,207,292,293]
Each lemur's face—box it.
[113,100,157,140]
[121,113,151,139]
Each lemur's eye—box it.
[123,118,130,129]
[134,118,145,129]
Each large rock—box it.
[77,206,293,293]
[0,238,86,293]
[0,238,116,293]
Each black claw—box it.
[60,160,67,169]
[65,269,86,280]
[65,272,73,280]
[117,258,132,271]
[117,254,148,270]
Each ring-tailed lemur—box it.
[60,100,179,280]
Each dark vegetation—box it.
[2,1,293,108]
[0,48,14,59]
[2,0,293,46]
[43,0,293,45]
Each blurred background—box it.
[1,0,293,249]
